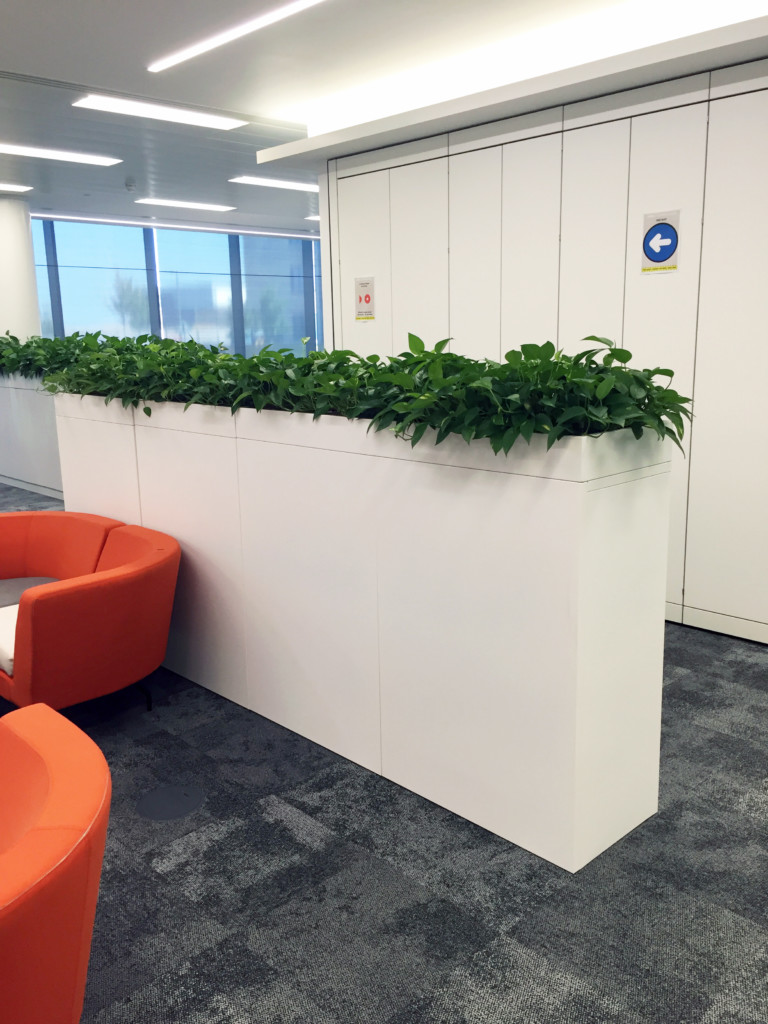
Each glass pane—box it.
[158,271,232,349]
[155,229,232,347]
[240,236,319,357]
[155,228,230,275]
[54,221,146,270]
[59,267,151,337]
[35,266,54,337]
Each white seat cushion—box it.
[0,603,19,676]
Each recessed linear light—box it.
[305,215,320,221]
[73,95,248,131]
[148,0,329,73]
[0,183,33,192]
[0,143,121,166]
[229,176,319,193]
[136,198,236,212]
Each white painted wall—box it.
[327,63,768,644]
[0,199,41,341]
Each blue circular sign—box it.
[643,222,678,263]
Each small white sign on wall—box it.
[642,211,680,273]
[355,278,375,320]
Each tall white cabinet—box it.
[683,87,768,642]
[327,62,768,644]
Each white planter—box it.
[55,398,672,872]
[0,374,62,494]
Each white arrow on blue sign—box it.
[641,211,680,273]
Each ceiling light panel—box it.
[0,143,121,166]
[0,183,33,192]
[73,95,248,131]
[229,176,319,192]
[148,0,329,73]
[136,198,236,212]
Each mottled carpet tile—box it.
[0,481,64,511]
[1,605,767,1023]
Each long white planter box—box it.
[0,374,62,495]
[55,393,671,872]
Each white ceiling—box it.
[1,1,766,232]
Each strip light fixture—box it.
[304,215,320,221]
[73,95,248,130]
[0,143,121,166]
[0,183,33,192]
[229,175,319,192]
[135,198,236,212]
[148,0,329,73]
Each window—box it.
[30,220,323,353]
[53,222,151,337]
[240,235,319,357]
[155,229,232,349]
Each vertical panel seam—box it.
[557,106,569,348]
[683,75,712,612]
[620,119,632,346]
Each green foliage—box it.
[0,331,96,378]
[1,330,692,452]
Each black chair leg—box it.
[136,683,153,712]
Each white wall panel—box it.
[559,119,630,349]
[0,378,62,492]
[449,106,562,154]
[564,75,709,131]
[711,58,768,99]
[236,420,384,773]
[622,103,708,607]
[337,136,448,176]
[336,170,392,357]
[55,396,140,523]
[135,412,247,705]
[501,132,561,350]
[684,90,768,631]
[390,158,449,352]
[448,147,502,359]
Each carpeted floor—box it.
[2,484,767,1022]
[0,481,64,512]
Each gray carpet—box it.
[1,484,767,1023]
[0,481,64,511]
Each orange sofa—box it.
[0,511,181,709]
[0,702,112,1024]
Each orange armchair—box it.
[0,511,181,709]
[0,702,111,1024]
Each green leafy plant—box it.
[17,329,690,452]
[363,334,691,452]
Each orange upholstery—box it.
[0,703,111,1024]
[0,512,181,709]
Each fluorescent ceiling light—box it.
[73,94,248,130]
[148,0,329,73]
[136,198,236,211]
[0,183,33,192]
[0,142,121,166]
[304,215,320,221]
[230,175,319,192]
